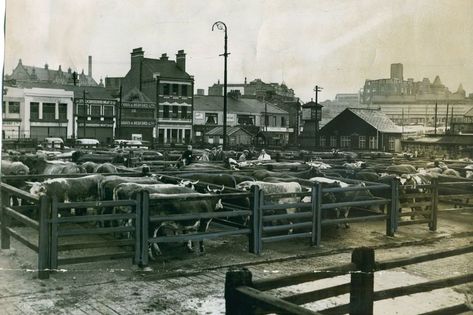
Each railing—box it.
[225,245,473,315]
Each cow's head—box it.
[215,199,224,210]
[26,181,46,196]
[179,179,199,190]
[206,185,225,194]
[236,181,255,191]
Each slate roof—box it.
[206,126,255,136]
[9,61,98,86]
[403,135,473,145]
[348,108,402,133]
[464,107,473,117]
[141,58,191,80]
[194,95,288,115]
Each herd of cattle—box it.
[2,150,473,256]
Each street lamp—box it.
[82,90,89,138]
[212,21,229,150]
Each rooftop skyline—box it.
[3,0,473,102]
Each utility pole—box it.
[314,85,323,149]
[82,90,87,138]
[155,75,160,147]
[118,85,123,139]
[434,101,438,135]
[213,21,229,150]
[445,102,449,134]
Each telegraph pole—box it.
[445,102,449,134]
[434,101,438,135]
[314,85,323,148]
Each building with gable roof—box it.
[319,108,402,152]
[5,56,100,87]
[193,91,291,146]
[109,48,194,145]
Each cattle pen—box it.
[224,245,473,315]
[1,170,472,280]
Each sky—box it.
[3,0,473,102]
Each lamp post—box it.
[154,73,161,147]
[313,85,323,148]
[212,21,229,150]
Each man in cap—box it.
[213,144,226,161]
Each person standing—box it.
[258,149,271,161]
[238,150,249,161]
[213,145,226,161]
[200,149,210,161]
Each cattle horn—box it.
[191,180,199,185]
[207,185,212,192]
[219,185,225,192]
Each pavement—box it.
[0,210,472,314]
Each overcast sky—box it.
[4,0,473,102]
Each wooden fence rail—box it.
[225,245,473,315]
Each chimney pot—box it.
[176,50,186,71]
[45,63,49,70]
[160,53,169,60]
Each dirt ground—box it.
[0,210,472,314]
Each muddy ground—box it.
[0,210,472,314]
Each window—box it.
[8,102,20,114]
[205,113,218,125]
[78,104,87,116]
[359,136,366,149]
[181,85,188,97]
[369,136,377,149]
[59,103,67,120]
[388,137,395,151]
[171,106,179,118]
[172,84,179,96]
[237,115,254,125]
[264,115,269,127]
[181,106,188,119]
[43,103,55,120]
[330,136,337,148]
[2,101,5,114]
[104,106,114,117]
[319,136,326,147]
[281,117,286,127]
[163,105,170,118]
[91,105,101,117]
[340,136,351,148]
[163,84,170,96]
[30,102,39,119]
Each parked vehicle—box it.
[75,138,100,149]
[43,137,65,149]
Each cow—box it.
[19,155,85,175]
[1,160,30,207]
[252,167,323,181]
[353,171,380,182]
[236,181,302,232]
[82,161,98,173]
[94,163,118,174]
[465,165,473,179]
[386,164,417,175]
[113,183,222,257]
[308,177,377,228]
[27,174,104,216]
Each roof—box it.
[141,58,191,80]
[10,60,98,86]
[194,95,288,114]
[4,81,116,100]
[206,126,255,137]
[464,107,473,117]
[348,108,402,133]
[403,135,473,145]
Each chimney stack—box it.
[88,56,92,77]
[131,47,144,67]
[160,53,169,61]
[176,50,186,71]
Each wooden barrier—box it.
[225,245,473,315]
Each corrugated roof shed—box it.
[194,95,288,114]
[206,126,255,136]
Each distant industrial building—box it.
[360,63,473,126]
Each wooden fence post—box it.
[429,178,439,231]
[225,267,254,315]
[139,191,149,268]
[1,189,11,249]
[350,247,375,315]
[133,191,143,266]
[311,183,322,247]
[249,186,262,255]
[50,197,59,270]
[386,179,399,236]
[38,195,51,280]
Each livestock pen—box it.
[0,170,469,279]
[224,245,473,315]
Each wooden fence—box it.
[1,173,470,279]
[225,245,473,315]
